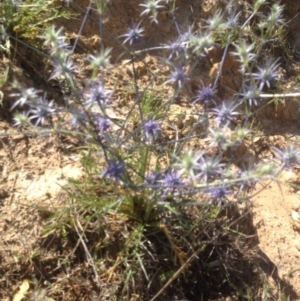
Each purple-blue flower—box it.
[272,145,300,169]
[85,82,112,110]
[161,171,184,194]
[195,155,224,183]
[122,22,144,46]
[103,160,125,182]
[206,185,232,201]
[49,56,77,81]
[29,94,56,126]
[10,88,41,110]
[98,117,111,136]
[143,120,160,142]
[193,82,217,108]
[226,11,241,29]
[165,65,189,89]
[164,39,186,60]
[145,172,161,190]
[211,101,239,127]
[251,57,280,90]
[237,168,260,192]
[240,83,261,106]
[162,26,192,60]
[70,110,87,129]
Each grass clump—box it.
[1,0,299,300]
[0,0,73,45]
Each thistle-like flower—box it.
[272,145,300,169]
[165,65,189,90]
[240,83,261,106]
[13,111,31,127]
[49,55,77,82]
[195,155,224,183]
[97,117,111,136]
[231,42,256,73]
[190,31,214,56]
[43,26,68,53]
[266,3,285,27]
[254,162,277,179]
[211,101,239,127]
[10,87,41,110]
[122,22,144,46]
[226,11,241,29]
[175,151,203,182]
[162,171,184,193]
[89,48,111,73]
[143,120,161,143]
[140,0,164,24]
[206,185,232,201]
[178,25,194,46]
[193,82,217,108]
[145,171,161,189]
[85,82,112,110]
[205,10,225,32]
[163,38,186,61]
[29,94,56,126]
[254,0,267,13]
[237,168,260,192]
[103,160,125,182]
[69,109,87,130]
[251,57,280,90]
[235,125,251,143]
[208,127,229,150]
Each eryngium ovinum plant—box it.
[4,0,299,298]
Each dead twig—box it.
[150,246,203,301]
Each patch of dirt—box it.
[0,121,82,300]
[252,178,300,298]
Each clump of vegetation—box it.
[1,0,299,300]
[0,0,72,45]
[0,0,73,96]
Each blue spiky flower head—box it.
[143,120,161,143]
[122,21,144,46]
[102,160,125,182]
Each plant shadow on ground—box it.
[3,177,297,301]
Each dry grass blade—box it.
[150,246,203,301]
